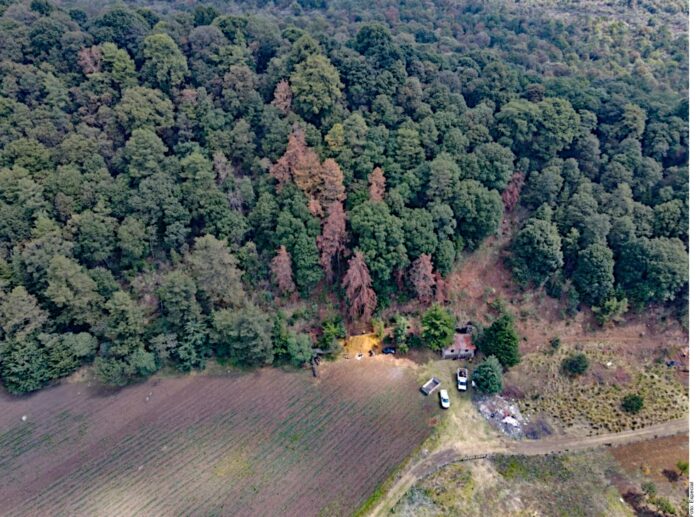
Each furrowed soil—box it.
[0,358,437,517]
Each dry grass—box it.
[393,451,632,517]
[506,342,688,435]
[342,333,383,356]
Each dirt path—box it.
[368,418,689,516]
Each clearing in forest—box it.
[0,359,436,517]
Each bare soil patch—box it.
[0,359,437,517]
[610,434,689,488]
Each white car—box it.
[439,389,450,409]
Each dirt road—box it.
[368,418,689,516]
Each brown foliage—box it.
[78,46,101,75]
[342,251,377,322]
[308,197,323,217]
[368,167,386,202]
[271,245,296,295]
[317,202,347,281]
[318,159,346,213]
[410,254,435,304]
[271,79,292,114]
[501,171,525,211]
[434,271,447,304]
[270,126,322,194]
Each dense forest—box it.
[0,0,688,393]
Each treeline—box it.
[0,0,687,393]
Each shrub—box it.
[550,336,561,352]
[287,332,314,367]
[676,460,688,477]
[592,297,629,326]
[621,393,644,414]
[641,481,657,498]
[392,315,409,353]
[317,315,346,351]
[472,356,504,394]
[561,353,589,377]
[653,496,676,515]
[371,318,385,339]
[420,304,455,351]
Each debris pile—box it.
[476,395,528,439]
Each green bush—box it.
[621,393,644,414]
[550,336,561,351]
[561,353,589,377]
[641,481,656,498]
[472,356,504,394]
[420,305,455,351]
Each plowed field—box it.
[0,359,436,516]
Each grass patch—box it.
[493,454,571,482]
[395,451,633,517]
[509,342,688,433]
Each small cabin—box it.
[442,332,476,360]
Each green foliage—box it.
[676,460,688,477]
[573,243,615,306]
[616,237,688,306]
[286,332,313,367]
[290,54,342,121]
[641,481,657,498]
[472,356,504,394]
[142,33,188,92]
[478,314,520,369]
[493,454,570,482]
[371,318,385,339]
[510,218,563,286]
[451,180,503,250]
[392,315,409,353]
[349,201,408,295]
[653,497,676,515]
[591,297,629,327]
[317,316,346,355]
[561,353,589,377]
[621,393,644,414]
[420,305,455,351]
[0,0,687,394]
[212,305,273,366]
[549,336,561,352]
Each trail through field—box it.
[369,418,689,516]
[0,359,437,517]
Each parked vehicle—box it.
[420,377,441,395]
[439,389,450,409]
[456,368,468,391]
[382,347,396,355]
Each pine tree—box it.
[478,314,520,368]
[270,126,321,193]
[317,202,347,281]
[368,166,386,201]
[271,79,292,114]
[410,254,435,304]
[501,171,524,211]
[342,251,377,322]
[271,245,296,295]
[317,159,346,214]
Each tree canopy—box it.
[0,0,686,393]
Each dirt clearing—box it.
[0,359,436,517]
